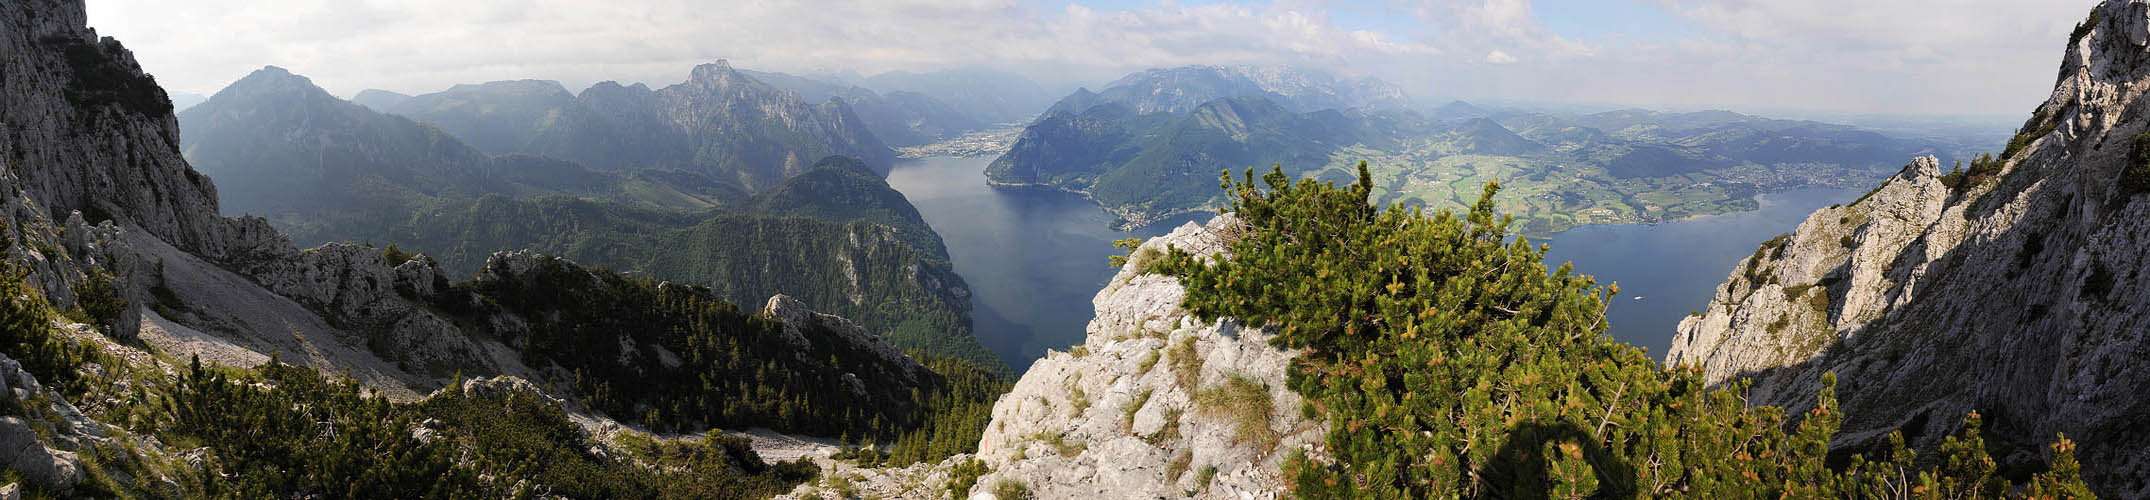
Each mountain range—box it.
[990,64,1987,233]
[343,60,893,191]
[1,0,2145,497]
[0,2,1015,496]
[178,65,1003,373]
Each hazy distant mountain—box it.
[995,69,1955,233]
[364,60,895,191]
[177,66,1000,371]
[987,66,1416,225]
[350,88,411,112]
[1071,65,1411,115]
[743,69,986,146]
[1426,100,1492,121]
[377,79,576,155]
[861,68,1057,124]
[990,95,1432,225]
[168,90,206,112]
[1441,117,1543,156]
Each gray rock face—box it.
[1669,2,2150,495]
[965,214,1323,499]
[239,243,502,379]
[0,0,231,258]
[0,353,102,494]
[0,0,291,333]
[0,418,77,492]
[763,294,923,385]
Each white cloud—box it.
[1390,0,2094,115]
[81,0,2102,116]
[85,0,1435,97]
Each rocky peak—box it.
[763,294,922,384]
[685,59,753,90]
[206,65,338,104]
[1666,1,2150,495]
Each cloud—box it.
[1409,0,1598,62]
[1393,0,2093,115]
[83,0,2100,116]
[85,0,1435,97]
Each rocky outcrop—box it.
[962,214,1322,499]
[777,214,1322,500]
[1669,2,2150,495]
[764,294,923,386]
[0,0,281,333]
[238,243,508,381]
[0,355,85,494]
[0,0,241,259]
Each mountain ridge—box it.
[0,3,1007,494]
[1670,2,2150,495]
[353,60,897,191]
[178,68,1002,371]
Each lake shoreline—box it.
[901,154,1859,372]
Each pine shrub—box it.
[1148,163,2098,499]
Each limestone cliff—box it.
[784,215,1324,499]
[1669,1,2150,495]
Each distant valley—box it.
[990,65,1998,234]
[12,0,2148,497]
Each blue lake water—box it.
[888,156,1208,371]
[890,155,1855,370]
[1539,186,1857,358]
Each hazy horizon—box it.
[89,0,2097,119]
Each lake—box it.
[888,156,1209,371]
[890,155,1856,370]
[1541,186,1857,358]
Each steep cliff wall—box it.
[1669,1,2150,495]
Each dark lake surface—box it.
[888,156,1208,371]
[890,155,1855,370]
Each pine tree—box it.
[1147,162,2098,499]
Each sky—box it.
[85,0,2095,117]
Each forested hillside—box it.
[0,2,1015,496]
[178,68,1003,373]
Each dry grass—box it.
[1196,374,1277,452]
[1031,431,1086,457]
[1164,450,1194,483]
[1167,336,1203,390]
[1144,408,1184,445]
